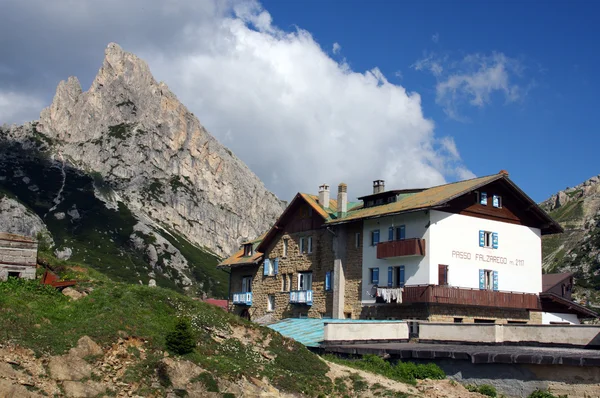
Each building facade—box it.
[219,171,565,324]
[0,232,38,281]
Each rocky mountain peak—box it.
[17,43,285,258]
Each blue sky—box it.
[261,0,599,201]
[1,0,598,202]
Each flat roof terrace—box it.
[323,342,600,366]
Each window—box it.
[396,225,406,240]
[355,232,361,248]
[298,272,313,291]
[307,237,313,253]
[387,266,405,287]
[8,272,19,278]
[438,264,448,286]
[243,243,253,256]
[371,230,380,246]
[241,276,252,293]
[282,275,288,292]
[387,196,396,203]
[479,269,498,291]
[453,318,463,323]
[263,258,278,276]
[388,227,394,241]
[283,239,288,257]
[474,319,495,324]
[479,230,498,249]
[299,237,306,254]
[267,295,275,312]
[375,198,384,205]
[493,195,502,208]
[479,191,488,205]
[369,268,379,284]
[325,271,333,291]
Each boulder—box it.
[68,336,103,358]
[161,358,203,390]
[48,355,91,381]
[62,287,85,300]
[0,379,42,398]
[62,381,107,398]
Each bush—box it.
[528,390,566,398]
[165,318,196,355]
[466,384,497,397]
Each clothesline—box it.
[376,287,403,303]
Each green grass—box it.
[323,354,445,386]
[466,384,497,397]
[0,278,332,396]
[0,137,226,298]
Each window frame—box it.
[283,238,288,257]
[299,237,306,254]
[355,232,361,248]
[267,295,275,312]
[298,272,313,291]
[307,236,313,254]
[493,195,502,208]
[371,229,380,246]
[369,267,379,284]
[241,276,253,293]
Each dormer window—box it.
[243,243,253,257]
[476,191,487,205]
[492,195,502,208]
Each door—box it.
[438,265,448,285]
[242,276,252,293]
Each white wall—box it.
[542,312,581,325]
[324,321,409,342]
[428,210,542,294]
[361,211,430,303]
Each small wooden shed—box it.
[0,232,38,281]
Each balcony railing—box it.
[401,285,540,310]
[232,292,253,306]
[377,238,426,259]
[290,290,313,305]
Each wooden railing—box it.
[402,285,540,310]
[290,290,313,305]
[232,292,253,306]
[377,238,426,259]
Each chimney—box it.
[318,184,330,208]
[373,180,385,194]
[337,183,348,216]
[499,170,509,176]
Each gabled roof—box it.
[542,272,573,292]
[540,292,598,319]
[218,234,265,268]
[325,172,563,235]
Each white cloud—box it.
[413,51,527,121]
[332,42,341,54]
[0,91,44,126]
[0,0,473,200]
[431,33,439,43]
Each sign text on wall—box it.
[451,250,524,266]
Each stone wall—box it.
[335,222,363,319]
[0,232,38,281]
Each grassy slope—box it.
[0,133,227,298]
[0,276,331,396]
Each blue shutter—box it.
[492,232,499,249]
[274,258,279,275]
[388,227,394,241]
[325,271,331,291]
[388,267,393,287]
[479,230,485,247]
[479,269,485,290]
[492,195,500,208]
[399,266,405,287]
[372,268,379,284]
[400,225,406,240]
[263,259,271,276]
[480,192,487,205]
[493,271,499,291]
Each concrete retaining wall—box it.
[419,322,600,347]
[0,232,37,281]
[324,321,409,342]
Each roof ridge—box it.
[424,173,503,191]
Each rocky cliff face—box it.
[0,43,284,296]
[36,43,284,257]
[541,174,600,302]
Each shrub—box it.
[165,318,196,355]
[466,384,497,397]
[528,390,566,398]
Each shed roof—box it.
[542,272,573,292]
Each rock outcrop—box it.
[35,43,284,258]
[541,174,600,303]
[0,195,52,244]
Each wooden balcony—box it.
[377,238,426,259]
[232,292,253,306]
[290,290,313,306]
[402,285,540,310]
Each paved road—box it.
[323,342,600,366]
